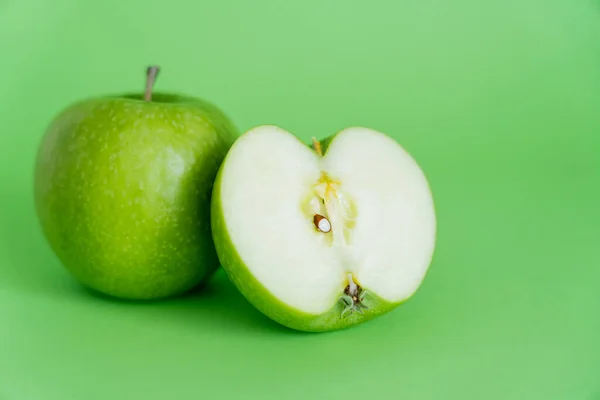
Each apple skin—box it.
[210,130,405,332]
[34,92,238,300]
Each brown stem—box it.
[144,65,160,101]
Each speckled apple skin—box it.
[210,131,403,333]
[34,93,238,300]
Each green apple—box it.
[34,66,238,300]
[211,125,437,332]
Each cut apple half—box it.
[211,125,436,332]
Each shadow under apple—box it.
[75,268,296,335]
[0,172,293,336]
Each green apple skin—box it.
[210,131,405,333]
[35,92,238,300]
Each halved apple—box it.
[210,125,437,332]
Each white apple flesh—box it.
[211,125,436,332]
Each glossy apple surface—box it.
[35,90,238,300]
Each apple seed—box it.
[313,214,331,233]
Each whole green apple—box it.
[35,66,239,300]
[211,125,437,332]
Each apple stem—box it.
[144,65,160,102]
[312,137,323,156]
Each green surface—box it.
[1,0,599,398]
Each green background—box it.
[1,0,599,398]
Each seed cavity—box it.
[313,214,331,233]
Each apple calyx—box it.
[340,273,369,318]
[144,65,160,102]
